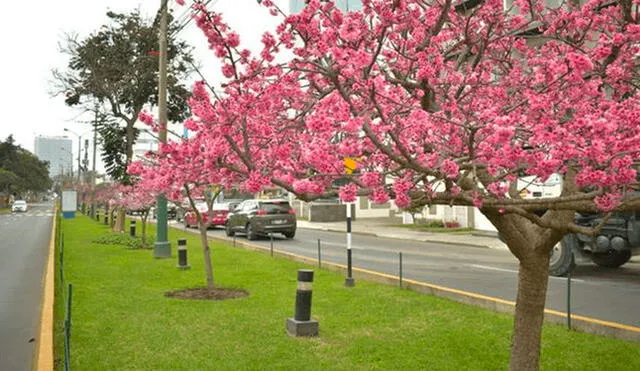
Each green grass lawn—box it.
[55,215,640,370]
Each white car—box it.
[11,200,27,212]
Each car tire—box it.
[283,231,295,239]
[225,224,235,237]
[246,223,257,241]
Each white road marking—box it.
[468,264,585,282]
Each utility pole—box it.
[76,136,82,183]
[154,0,171,258]
[91,108,98,218]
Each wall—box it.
[309,203,357,222]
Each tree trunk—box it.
[509,247,550,371]
[483,210,568,371]
[117,208,126,233]
[141,212,148,241]
[199,224,215,290]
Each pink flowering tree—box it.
[117,183,157,244]
[128,122,233,289]
[93,182,120,223]
[175,0,640,369]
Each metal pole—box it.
[567,268,572,330]
[154,0,171,258]
[76,136,81,183]
[344,203,355,287]
[317,239,321,268]
[399,252,403,288]
[91,109,97,218]
[270,233,274,256]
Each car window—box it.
[259,201,292,214]
[212,202,234,211]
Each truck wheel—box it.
[549,235,577,276]
[246,223,257,240]
[283,231,295,239]
[591,250,631,268]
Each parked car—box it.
[11,200,27,212]
[184,200,241,229]
[226,199,296,240]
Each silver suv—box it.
[226,199,296,240]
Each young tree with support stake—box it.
[128,118,238,290]
[168,0,640,369]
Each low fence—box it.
[57,213,73,371]
[221,232,640,343]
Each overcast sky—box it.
[0,0,287,171]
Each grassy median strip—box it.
[55,215,640,370]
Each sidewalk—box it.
[296,218,509,251]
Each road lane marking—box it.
[469,264,585,282]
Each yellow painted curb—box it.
[34,211,56,370]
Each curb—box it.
[173,224,640,342]
[297,225,496,249]
[34,209,56,370]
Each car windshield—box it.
[14,201,26,205]
[259,201,291,214]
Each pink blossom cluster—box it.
[126,0,640,220]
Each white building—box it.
[34,136,73,178]
[290,0,362,13]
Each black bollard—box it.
[286,269,318,337]
[96,211,100,221]
[104,214,108,225]
[130,220,136,237]
[177,238,190,270]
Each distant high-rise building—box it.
[34,136,73,178]
[290,0,362,14]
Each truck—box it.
[517,174,639,276]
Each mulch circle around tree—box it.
[165,287,249,301]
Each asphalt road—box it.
[192,225,640,328]
[0,203,53,371]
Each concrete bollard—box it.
[130,220,136,237]
[177,238,190,270]
[286,269,318,337]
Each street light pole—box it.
[64,128,83,183]
[154,0,171,258]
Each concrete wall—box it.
[309,203,357,222]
